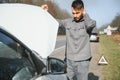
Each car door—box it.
[0,29,36,80]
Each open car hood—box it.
[0,3,59,58]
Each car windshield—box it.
[0,31,35,80]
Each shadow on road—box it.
[88,72,99,80]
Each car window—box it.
[0,32,21,58]
[0,31,35,80]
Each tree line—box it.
[111,14,120,32]
[99,13,120,32]
[0,0,71,35]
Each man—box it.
[42,0,96,80]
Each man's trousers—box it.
[67,59,90,80]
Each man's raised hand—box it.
[41,4,48,11]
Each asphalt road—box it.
[55,39,66,49]
[50,37,103,80]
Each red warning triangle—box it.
[98,55,108,65]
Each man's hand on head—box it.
[82,9,86,16]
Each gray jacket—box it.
[58,14,96,61]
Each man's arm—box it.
[84,13,96,35]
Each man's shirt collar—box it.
[72,18,84,22]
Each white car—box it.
[90,33,99,42]
[0,3,67,80]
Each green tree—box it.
[111,14,120,31]
[98,24,109,31]
[45,0,71,35]
[45,1,71,19]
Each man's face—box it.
[72,8,84,21]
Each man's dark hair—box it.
[72,0,84,9]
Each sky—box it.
[52,0,120,28]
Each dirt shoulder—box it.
[107,33,120,43]
[89,43,103,80]
[57,35,66,40]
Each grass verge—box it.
[100,35,120,80]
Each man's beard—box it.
[74,15,83,22]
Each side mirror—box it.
[47,57,67,74]
[32,57,67,80]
